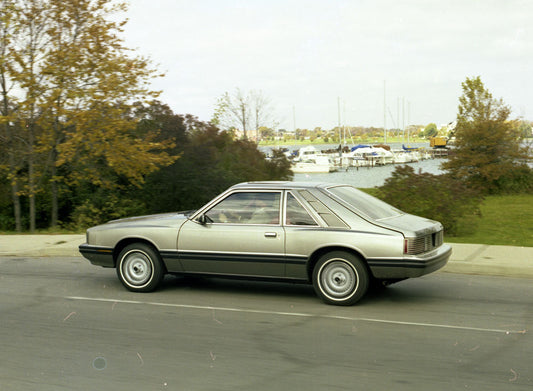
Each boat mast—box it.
[337,96,341,144]
[383,80,387,144]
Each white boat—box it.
[291,149,337,173]
[392,151,420,163]
[340,155,372,167]
[293,146,321,162]
[342,145,394,166]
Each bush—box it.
[68,194,146,230]
[375,165,483,236]
[491,164,533,194]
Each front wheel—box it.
[116,243,164,292]
[312,251,369,305]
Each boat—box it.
[291,146,337,173]
[342,145,394,166]
[392,150,420,163]
[291,155,337,173]
[402,144,420,151]
[293,146,322,162]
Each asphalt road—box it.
[1,257,532,391]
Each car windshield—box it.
[326,185,403,220]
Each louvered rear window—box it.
[298,190,348,228]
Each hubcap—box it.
[319,260,358,300]
[333,273,346,285]
[121,250,153,287]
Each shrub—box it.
[491,164,533,194]
[68,195,146,230]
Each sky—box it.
[121,0,532,130]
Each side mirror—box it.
[197,214,213,225]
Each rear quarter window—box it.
[326,185,402,220]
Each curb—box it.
[443,243,533,279]
[0,235,85,258]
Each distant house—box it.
[439,121,457,135]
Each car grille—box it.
[405,230,443,255]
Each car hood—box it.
[373,213,443,237]
[103,211,193,228]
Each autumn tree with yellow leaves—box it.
[0,0,174,231]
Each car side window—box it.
[285,192,318,226]
[205,191,281,224]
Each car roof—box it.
[229,181,346,191]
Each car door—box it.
[283,191,322,279]
[177,191,286,278]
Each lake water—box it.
[293,158,445,188]
[261,142,447,188]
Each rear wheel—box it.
[116,243,164,292]
[312,251,369,305]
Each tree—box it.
[137,103,292,214]
[0,0,22,230]
[8,0,50,232]
[0,0,174,230]
[212,88,250,139]
[422,123,438,138]
[212,88,275,141]
[518,121,532,138]
[250,89,275,141]
[258,126,275,140]
[442,76,530,194]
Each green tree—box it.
[518,121,532,138]
[259,126,274,140]
[442,76,530,194]
[423,123,438,138]
[137,103,292,214]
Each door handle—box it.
[264,232,277,238]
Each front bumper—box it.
[367,244,452,279]
[79,243,115,268]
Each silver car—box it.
[79,182,451,305]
